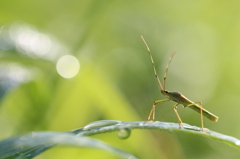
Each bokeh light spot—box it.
[56,55,80,78]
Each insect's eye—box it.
[165,90,169,94]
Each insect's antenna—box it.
[141,36,164,90]
[163,52,175,90]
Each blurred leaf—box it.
[0,131,138,159]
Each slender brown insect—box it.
[141,35,218,132]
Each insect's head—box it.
[161,90,170,97]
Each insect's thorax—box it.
[161,90,193,105]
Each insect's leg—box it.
[199,102,205,132]
[185,102,206,133]
[198,102,205,133]
[147,99,169,121]
[173,104,183,128]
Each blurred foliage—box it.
[1,0,240,158]
[0,131,138,159]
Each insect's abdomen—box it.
[188,105,219,122]
[179,94,219,122]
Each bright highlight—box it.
[56,55,80,78]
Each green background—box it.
[0,0,240,158]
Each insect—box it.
[141,35,218,132]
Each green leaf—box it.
[77,120,240,149]
[1,120,239,159]
[0,131,138,159]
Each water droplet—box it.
[117,127,131,139]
